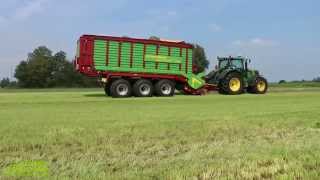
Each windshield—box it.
[218,59,244,69]
[218,60,228,69]
[231,59,244,69]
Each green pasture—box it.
[0,87,320,179]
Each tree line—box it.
[278,78,320,84]
[1,43,209,88]
[1,46,97,88]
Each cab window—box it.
[219,60,228,69]
[231,59,244,69]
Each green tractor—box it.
[205,56,268,95]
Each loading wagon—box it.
[75,35,268,97]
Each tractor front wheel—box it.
[249,77,268,94]
[219,72,243,95]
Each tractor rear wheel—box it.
[249,77,268,94]
[133,79,153,97]
[155,79,175,97]
[110,79,132,98]
[219,72,243,95]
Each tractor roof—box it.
[217,56,246,60]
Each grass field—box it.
[1,87,320,179]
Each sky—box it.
[0,0,319,82]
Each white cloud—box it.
[209,23,222,32]
[13,0,49,20]
[232,38,278,47]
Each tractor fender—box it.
[246,70,258,86]
[217,69,242,82]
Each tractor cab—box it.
[217,56,250,71]
[205,56,268,95]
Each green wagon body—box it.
[94,40,193,76]
[76,35,205,89]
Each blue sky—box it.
[0,0,319,82]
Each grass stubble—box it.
[0,87,320,179]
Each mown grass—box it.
[0,88,320,179]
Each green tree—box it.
[192,44,209,73]
[279,80,286,84]
[0,78,10,88]
[14,61,29,87]
[313,76,320,82]
[48,51,72,87]
[15,46,52,87]
[50,51,97,87]
[15,46,98,88]
[149,36,160,40]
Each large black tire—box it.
[133,79,153,97]
[218,81,227,94]
[110,79,132,98]
[155,79,175,97]
[248,77,268,94]
[104,83,111,96]
[219,72,243,95]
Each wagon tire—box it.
[110,79,132,98]
[155,79,175,97]
[133,79,153,97]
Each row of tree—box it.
[278,78,320,84]
[0,78,16,88]
[313,77,320,82]
[1,42,210,88]
[1,46,97,88]
[16,46,98,88]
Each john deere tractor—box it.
[205,56,268,95]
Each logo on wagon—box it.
[145,55,182,64]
